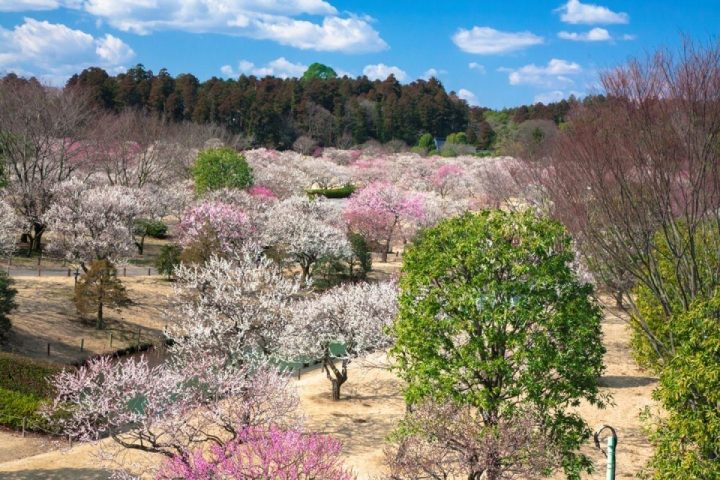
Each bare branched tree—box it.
[523,39,720,365]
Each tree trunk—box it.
[135,235,146,255]
[323,356,348,401]
[28,224,45,255]
[96,300,104,330]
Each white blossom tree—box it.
[263,196,351,282]
[169,245,301,365]
[0,199,18,257]
[45,179,143,269]
[48,353,299,479]
[281,281,398,400]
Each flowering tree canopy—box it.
[45,179,143,267]
[263,196,351,282]
[156,426,355,480]
[344,181,426,262]
[169,246,301,365]
[281,281,398,400]
[178,200,253,258]
[49,354,298,479]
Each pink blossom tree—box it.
[156,426,355,480]
[263,196,351,282]
[281,281,398,400]
[344,182,426,262]
[178,200,253,257]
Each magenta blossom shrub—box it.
[178,201,253,255]
[248,185,277,200]
[344,181,426,261]
[157,426,355,480]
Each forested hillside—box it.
[9,64,596,151]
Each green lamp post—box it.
[594,424,618,480]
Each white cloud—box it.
[534,90,583,104]
[0,0,60,11]
[363,63,407,81]
[422,67,447,79]
[0,18,133,78]
[221,57,308,79]
[469,62,486,74]
[555,0,629,25]
[622,33,636,41]
[558,27,611,41]
[504,58,582,87]
[457,88,478,105]
[44,0,387,53]
[95,33,135,64]
[452,26,543,54]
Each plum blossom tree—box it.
[0,199,18,257]
[169,246,301,364]
[0,79,94,252]
[48,354,299,479]
[281,281,398,400]
[45,179,143,269]
[177,200,253,259]
[385,400,557,480]
[263,196,351,282]
[344,182,426,262]
[156,426,355,480]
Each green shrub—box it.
[306,184,356,199]
[417,133,433,149]
[643,290,720,479]
[0,271,16,341]
[140,219,168,239]
[0,387,47,430]
[0,352,62,398]
[630,223,720,371]
[156,244,182,279]
[349,233,372,279]
[191,147,253,194]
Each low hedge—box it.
[0,387,47,430]
[306,184,356,199]
[0,352,63,398]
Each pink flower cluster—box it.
[157,426,355,480]
[178,200,253,254]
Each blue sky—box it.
[1,0,718,108]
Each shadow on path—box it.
[0,469,113,480]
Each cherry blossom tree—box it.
[169,246,301,364]
[45,179,143,269]
[263,196,351,282]
[344,182,426,262]
[48,354,299,479]
[156,426,355,480]
[177,200,253,258]
[0,199,18,257]
[281,281,398,400]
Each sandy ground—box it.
[2,276,172,364]
[0,297,656,479]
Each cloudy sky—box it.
[1,0,718,107]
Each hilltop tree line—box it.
[6,64,591,151]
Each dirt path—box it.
[0,297,656,479]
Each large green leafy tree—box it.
[191,147,253,194]
[644,290,720,479]
[390,210,607,479]
[302,63,338,81]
